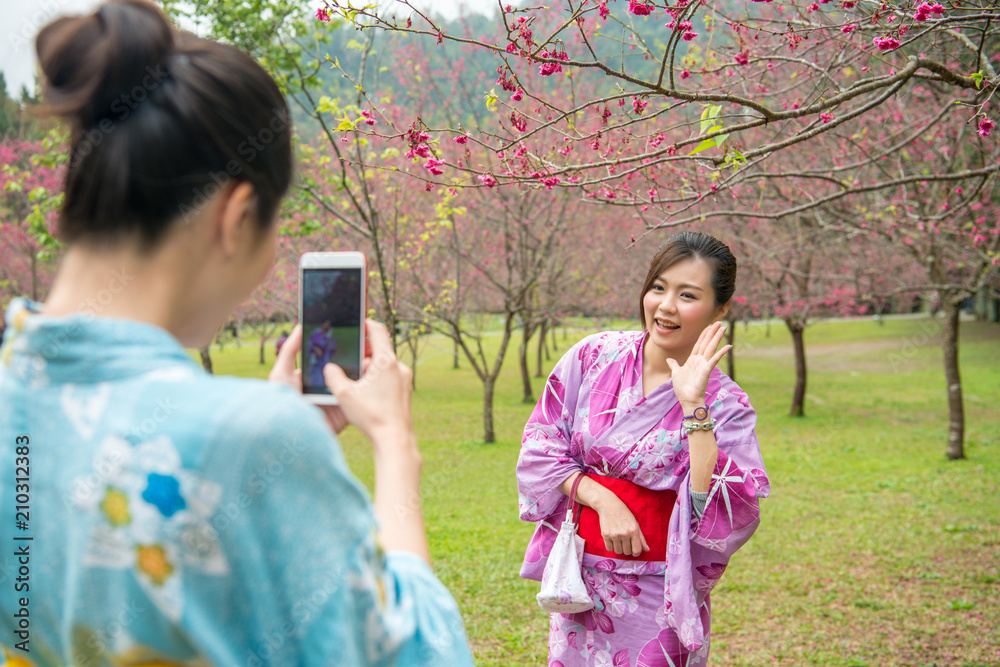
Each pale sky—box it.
[0,0,500,97]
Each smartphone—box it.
[299,251,367,404]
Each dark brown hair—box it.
[35,0,292,249]
[638,231,737,326]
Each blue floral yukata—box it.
[0,297,473,667]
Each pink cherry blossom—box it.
[873,35,901,50]
[599,2,610,19]
[423,157,446,175]
[820,113,834,123]
[315,7,331,22]
[735,52,749,65]
[977,116,995,137]
[628,0,655,15]
[681,30,698,41]
[680,69,691,79]
[842,24,858,33]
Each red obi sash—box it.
[577,474,677,561]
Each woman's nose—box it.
[657,294,677,314]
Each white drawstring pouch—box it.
[536,475,594,614]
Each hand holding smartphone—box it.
[299,251,367,405]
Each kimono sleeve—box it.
[212,388,474,667]
[516,336,593,522]
[663,379,770,651]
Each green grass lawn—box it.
[193,316,1000,666]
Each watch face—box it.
[693,407,709,421]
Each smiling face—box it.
[642,257,730,363]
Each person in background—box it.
[0,1,473,665]
[517,232,770,667]
[307,319,337,388]
[275,328,289,356]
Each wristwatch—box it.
[682,406,715,434]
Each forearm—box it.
[371,429,431,564]
[558,472,622,512]
[686,429,718,493]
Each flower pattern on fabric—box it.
[519,331,769,666]
[100,487,131,526]
[136,544,175,585]
[1,645,36,667]
[70,434,228,620]
[142,473,187,517]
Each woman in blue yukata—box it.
[0,1,473,665]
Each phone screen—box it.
[301,268,363,394]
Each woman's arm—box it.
[271,321,430,563]
[666,321,731,493]
[558,472,650,557]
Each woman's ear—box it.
[217,181,259,257]
[714,301,732,322]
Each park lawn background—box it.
[194,316,1000,666]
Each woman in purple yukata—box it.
[517,232,770,667]
[307,319,337,387]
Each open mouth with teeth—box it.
[654,319,680,331]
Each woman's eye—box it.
[682,293,696,299]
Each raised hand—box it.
[665,321,731,408]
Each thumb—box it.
[323,363,351,394]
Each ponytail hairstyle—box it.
[638,232,738,327]
[35,0,293,250]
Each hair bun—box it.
[36,0,174,127]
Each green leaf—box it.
[485,88,499,112]
[970,71,984,89]
[700,104,722,135]
[335,113,358,131]
[689,138,716,155]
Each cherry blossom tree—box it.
[0,135,63,311]
[318,0,999,457]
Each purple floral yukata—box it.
[517,331,770,666]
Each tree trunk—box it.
[519,324,534,403]
[483,377,496,443]
[550,325,557,358]
[259,322,278,365]
[406,337,418,391]
[452,338,459,369]
[535,319,547,378]
[199,346,214,374]
[725,318,736,380]
[787,319,806,417]
[941,301,965,460]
